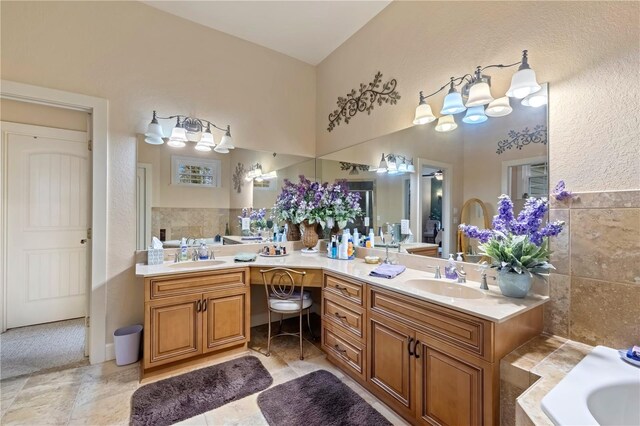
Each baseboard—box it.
[105,343,115,361]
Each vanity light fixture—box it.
[435,115,457,132]
[413,50,542,131]
[144,111,235,153]
[462,106,488,124]
[485,96,513,117]
[521,83,548,107]
[375,153,415,175]
[245,163,277,182]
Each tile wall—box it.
[545,190,640,347]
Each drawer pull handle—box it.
[408,337,414,356]
[196,300,202,312]
[414,340,421,359]
[202,299,207,312]
[334,312,348,322]
[334,344,347,354]
[334,285,349,295]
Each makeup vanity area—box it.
[135,85,550,425]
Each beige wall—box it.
[1,0,315,344]
[1,99,88,131]
[316,1,639,348]
[316,1,640,193]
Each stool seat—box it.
[269,294,312,312]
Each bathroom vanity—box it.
[136,252,546,425]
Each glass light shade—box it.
[167,138,186,148]
[462,106,488,124]
[465,82,494,107]
[170,126,188,142]
[244,175,253,182]
[435,171,443,181]
[254,176,264,183]
[214,144,229,154]
[387,169,400,175]
[440,92,467,115]
[194,142,211,152]
[218,134,234,150]
[407,163,415,173]
[521,89,547,107]
[378,154,387,172]
[145,122,164,139]
[506,68,541,99]
[199,131,215,147]
[387,158,397,172]
[485,97,513,117]
[144,136,164,145]
[435,115,457,132]
[376,168,386,174]
[413,103,436,125]
[398,159,407,172]
[262,171,277,180]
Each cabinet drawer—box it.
[147,269,248,300]
[322,320,366,380]
[369,286,488,359]
[322,293,364,341]
[323,273,364,307]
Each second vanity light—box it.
[413,50,544,132]
[144,111,235,153]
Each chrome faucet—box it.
[209,249,216,260]
[478,270,496,290]
[174,252,179,263]
[191,249,198,262]
[426,265,442,279]
[453,266,467,283]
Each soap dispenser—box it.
[180,238,188,261]
[198,240,208,260]
[445,254,457,279]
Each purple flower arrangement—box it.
[271,175,363,228]
[238,207,267,229]
[459,185,567,275]
[551,180,574,201]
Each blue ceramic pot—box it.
[498,270,532,298]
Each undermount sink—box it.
[167,260,226,269]
[404,279,485,299]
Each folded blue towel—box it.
[234,252,257,262]
[626,346,640,361]
[241,236,263,241]
[369,264,406,279]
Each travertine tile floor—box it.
[1,317,408,425]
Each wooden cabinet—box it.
[143,268,250,378]
[405,246,439,258]
[322,276,542,426]
[368,313,415,419]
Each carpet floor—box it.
[0,318,87,380]
[258,369,393,426]
[130,355,273,426]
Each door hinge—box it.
[85,316,90,328]
[87,228,92,240]
[88,139,93,151]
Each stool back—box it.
[260,267,306,302]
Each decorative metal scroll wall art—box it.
[327,71,400,132]
[232,163,246,193]
[496,124,547,154]
[339,162,371,175]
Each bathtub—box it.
[541,345,640,425]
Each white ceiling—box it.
[143,1,391,65]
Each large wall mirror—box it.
[316,84,549,261]
[136,137,314,249]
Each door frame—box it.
[1,80,108,365]
[415,158,452,258]
[136,163,152,250]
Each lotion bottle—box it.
[368,229,375,248]
[180,238,188,261]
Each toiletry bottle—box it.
[346,230,354,259]
[353,228,360,247]
[369,229,375,248]
[198,241,208,260]
[180,238,188,261]
[445,254,457,279]
[339,234,348,259]
[331,237,338,259]
[456,252,463,262]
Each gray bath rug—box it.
[257,369,392,426]
[130,356,272,426]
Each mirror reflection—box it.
[136,136,314,249]
[316,84,548,260]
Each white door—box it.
[6,123,89,328]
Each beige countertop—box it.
[136,251,548,324]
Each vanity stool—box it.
[260,267,313,360]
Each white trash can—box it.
[113,324,143,366]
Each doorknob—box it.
[80,239,88,244]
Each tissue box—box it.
[147,248,164,265]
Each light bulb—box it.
[486,97,513,117]
[435,115,457,132]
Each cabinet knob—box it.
[334,312,347,322]
[334,285,349,295]
[334,344,347,354]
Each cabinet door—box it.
[368,312,415,418]
[415,336,483,426]
[202,289,249,353]
[146,294,202,367]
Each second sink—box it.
[404,279,485,299]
